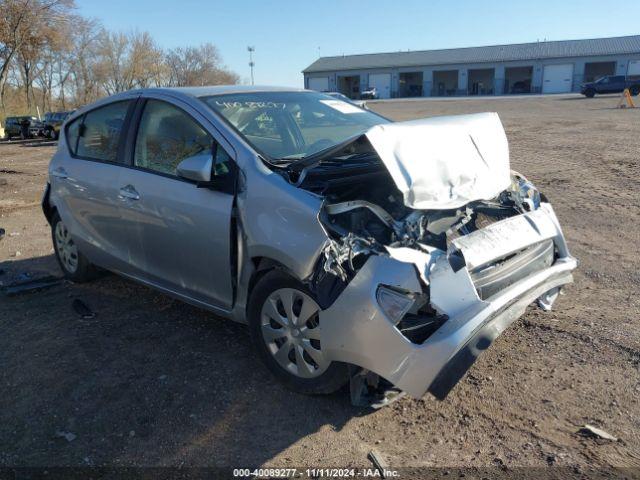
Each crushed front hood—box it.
[365,112,511,210]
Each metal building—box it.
[303,35,640,99]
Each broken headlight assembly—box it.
[376,286,416,325]
[510,172,541,212]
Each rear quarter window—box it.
[66,117,82,155]
[75,101,131,162]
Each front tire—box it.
[51,213,97,282]
[584,89,595,98]
[630,86,640,96]
[248,270,349,395]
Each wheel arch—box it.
[243,256,300,316]
[41,183,58,225]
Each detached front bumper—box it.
[319,203,577,399]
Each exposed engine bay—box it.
[279,118,543,296]
[266,112,573,407]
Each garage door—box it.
[542,64,574,94]
[628,60,640,76]
[369,73,391,99]
[308,77,329,92]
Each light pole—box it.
[247,46,255,85]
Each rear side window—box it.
[66,117,81,155]
[76,101,130,162]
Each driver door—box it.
[117,97,236,310]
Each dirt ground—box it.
[1,94,639,476]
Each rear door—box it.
[597,76,625,93]
[609,76,626,92]
[49,99,137,272]
[116,96,236,309]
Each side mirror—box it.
[176,152,212,183]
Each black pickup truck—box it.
[580,75,640,98]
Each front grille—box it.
[469,240,555,300]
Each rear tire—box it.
[51,212,98,282]
[630,86,640,96]
[248,270,349,395]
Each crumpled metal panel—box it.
[319,204,577,398]
[451,203,568,270]
[365,112,511,210]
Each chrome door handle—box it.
[51,167,68,179]
[118,185,140,201]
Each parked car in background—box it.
[325,92,368,108]
[580,75,640,98]
[3,116,41,140]
[29,118,46,138]
[510,80,531,94]
[44,111,74,139]
[361,86,378,99]
[43,86,576,406]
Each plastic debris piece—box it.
[578,424,618,441]
[368,449,389,478]
[55,430,76,442]
[72,299,95,319]
[2,276,63,296]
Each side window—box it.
[134,100,213,176]
[66,117,81,155]
[76,101,130,162]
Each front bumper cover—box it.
[319,203,577,399]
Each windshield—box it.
[201,91,387,161]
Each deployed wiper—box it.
[286,133,367,175]
[278,153,307,160]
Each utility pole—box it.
[247,46,255,85]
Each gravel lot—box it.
[1,93,639,475]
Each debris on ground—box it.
[368,449,389,478]
[0,228,5,240]
[2,276,63,296]
[72,299,96,319]
[55,430,76,442]
[578,424,618,441]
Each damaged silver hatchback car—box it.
[43,86,577,406]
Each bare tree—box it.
[1,3,238,115]
[64,17,102,107]
[94,30,165,95]
[0,0,75,109]
[165,43,239,87]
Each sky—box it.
[76,0,640,88]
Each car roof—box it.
[68,85,318,122]
[130,85,307,99]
